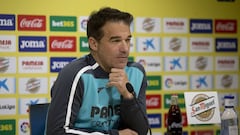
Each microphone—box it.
[126,82,136,97]
[125,82,152,135]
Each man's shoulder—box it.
[127,61,145,73]
[60,54,95,74]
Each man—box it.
[46,7,149,135]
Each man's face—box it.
[95,21,132,72]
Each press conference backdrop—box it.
[0,0,239,135]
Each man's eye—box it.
[112,39,121,42]
[126,39,131,43]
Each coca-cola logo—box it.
[215,19,237,33]
[146,95,161,109]
[51,40,73,49]
[20,18,43,28]
[49,36,76,52]
[18,15,46,31]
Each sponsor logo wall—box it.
[0,1,239,135]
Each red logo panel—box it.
[18,15,46,31]
[146,95,161,109]
[191,130,214,135]
[215,19,237,33]
[49,36,76,52]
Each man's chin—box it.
[113,63,127,69]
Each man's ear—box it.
[88,37,98,51]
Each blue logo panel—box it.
[19,36,47,52]
[50,57,76,72]
[215,38,238,52]
[148,113,161,128]
[0,14,15,30]
[190,19,212,33]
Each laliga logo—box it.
[81,19,88,31]
[190,94,216,122]
[165,78,173,88]
[20,122,30,133]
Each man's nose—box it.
[119,40,129,52]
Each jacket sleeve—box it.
[119,74,149,135]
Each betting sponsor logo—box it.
[163,75,188,90]
[18,56,48,73]
[18,98,48,114]
[18,119,30,134]
[0,35,16,52]
[79,36,89,52]
[136,56,161,72]
[49,36,76,52]
[18,77,48,94]
[189,56,213,71]
[18,15,46,31]
[147,75,161,90]
[190,75,213,90]
[136,37,160,52]
[135,17,161,33]
[0,57,16,73]
[146,95,161,109]
[0,119,16,135]
[163,18,188,33]
[215,56,238,71]
[190,19,212,33]
[164,56,187,71]
[79,16,88,32]
[0,98,16,115]
[50,57,76,72]
[215,74,238,90]
[215,19,237,33]
[163,37,187,53]
[148,114,161,128]
[189,37,213,52]
[164,112,188,127]
[215,38,238,52]
[0,14,15,30]
[50,16,77,32]
[0,77,15,94]
[164,94,185,108]
[18,36,47,52]
[128,56,134,63]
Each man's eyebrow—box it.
[109,35,132,40]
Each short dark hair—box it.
[87,7,133,41]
